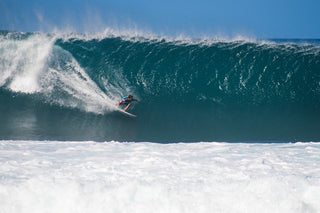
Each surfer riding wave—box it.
[117,95,141,112]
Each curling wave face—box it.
[0,31,320,142]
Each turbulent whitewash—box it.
[0,140,319,213]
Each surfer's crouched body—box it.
[117,95,140,111]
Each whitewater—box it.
[1,140,320,213]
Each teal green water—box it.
[0,31,320,142]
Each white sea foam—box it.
[0,33,118,114]
[0,141,319,213]
[43,45,117,113]
[0,34,54,93]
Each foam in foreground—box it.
[0,141,319,213]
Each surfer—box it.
[117,95,141,112]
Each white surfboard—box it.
[119,109,137,117]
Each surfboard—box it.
[119,109,137,117]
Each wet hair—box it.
[128,95,133,98]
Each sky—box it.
[0,0,320,38]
